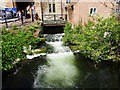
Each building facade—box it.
[0,0,68,20]
[0,0,119,23]
[66,0,119,25]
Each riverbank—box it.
[2,32,120,88]
[63,15,120,63]
[1,21,46,71]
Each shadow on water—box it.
[2,52,120,89]
[43,26,64,34]
[74,52,120,88]
[2,56,47,89]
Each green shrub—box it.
[37,22,40,25]
[2,27,40,71]
[27,50,33,55]
[29,27,36,32]
[63,15,120,63]
[12,24,18,30]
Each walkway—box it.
[0,18,36,28]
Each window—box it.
[116,0,120,5]
[116,9,120,13]
[53,4,55,12]
[66,0,71,4]
[49,0,56,13]
[49,4,51,13]
[89,8,97,16]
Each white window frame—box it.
[116,8,120,13]
[49,0,56,13]
[89,7,97,16]
[116,0,120,5]
[66,0,71,4]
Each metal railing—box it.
[42,14,67,22]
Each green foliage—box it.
[40,38,46,42]
[0,33,1,70]
[2,26,40,71]
[29,27,36,32]
[12,24,18,30]
[63,22,74,44]
[35,48,47,54]
[37,22,40,25]
[27,50,33,55]
[32,25,40,29]
[63,15,120,63]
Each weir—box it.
[40,14,66,34]
[33,34,79,88]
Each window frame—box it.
[89,7,97,16]
[49,0,56,13]
[116,8,120,14]
[116,0,120,5]
[66,0,71,4]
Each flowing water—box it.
[33,34,79,88]
[2,33,120,89]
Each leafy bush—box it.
[2,26,40,71]
[63,15,120,63]
[37,22,40,25]
[32,25,40,29]
[12,24,18,30]
[29,27,36,32]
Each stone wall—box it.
[35,1,67,20]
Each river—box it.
[2,33,120,89]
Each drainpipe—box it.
[12,0,14,8]
[41,1,43,22]
[65,7,67,21]
[61,0,63,18]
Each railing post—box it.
[41,1,44,22]
[42,14,44,22]
[54,15,56,21]
[5,17,8,28]
[4,12,8,28]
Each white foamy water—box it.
[33,33,79,88]
[26,53,47,59]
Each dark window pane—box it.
[49,4,51,13]
[66,0,71,4]
[53,4,55,12]
[90,8,93,14]
[94,8,96,13]
[66,0,68,4]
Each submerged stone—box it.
[40,38,46,42]
[70,46,79,51]
[33,48,47,54]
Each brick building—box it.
[66,0,120,25]
[0,0,119,23]
[0,0,68,20]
